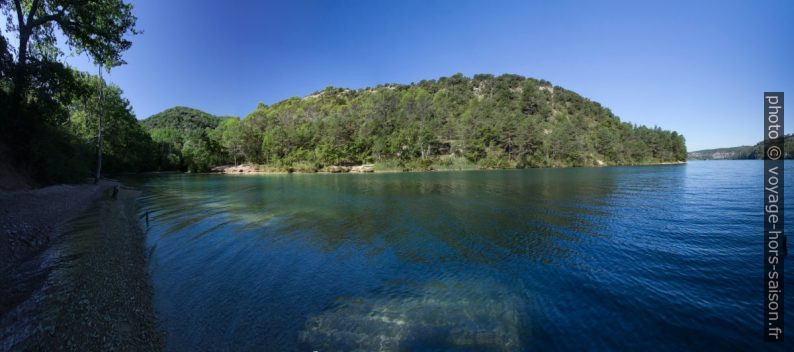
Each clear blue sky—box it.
[63,0,793,151]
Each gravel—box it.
[0,182,111,272]
[0,182,112,315]
[0,181,163,351]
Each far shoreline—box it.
[214,160,687,175]
[118,160,688,178]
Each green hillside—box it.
[141,106,221,131]
[139,107,228,171]
[145,73,687,172]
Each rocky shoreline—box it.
[216,163,375,174]
[211,161,685,176]
[0,182,162,351]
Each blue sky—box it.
[61,0,793,151]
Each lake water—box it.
[130,161,792,351]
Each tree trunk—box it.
[8,0,42,120]
[95,118,102,183]
[4,24,31,162]
[95,70,104,184]
[9,30,30,118]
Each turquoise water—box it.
[131,161,792,351]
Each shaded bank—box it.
[0,182,112,312]
[0,183,162,351]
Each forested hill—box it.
[141,106,221,131]
[688,135,794,160]
[143,73,687,172]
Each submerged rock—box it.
[298,279,524,351]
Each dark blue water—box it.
[132,161,792,351]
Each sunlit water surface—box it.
[126,161,793,351]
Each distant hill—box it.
[688,135,794,160]
[140,107,238,170]
[140,106,222,132]
[687,145,756,160]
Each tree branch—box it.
[12,0,24,29]
[28,11,64,28]
[25,0,41,27]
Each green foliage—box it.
[433,155,478,171]
[2,0,138,68]
[68,73,157,173]
[178,73,687,171]
[181,131,221,172]
[139,107,233,171]
[290,161,319,173]
[141,106,221,131]
[0,0,139,184]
